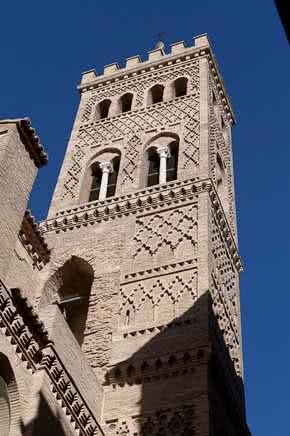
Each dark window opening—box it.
[57,258,94,346]
[58,295,88,340]
[166,142,178,182]
[107,156,120,198]
[89,163,102,202]
[98,99,111,119]
[120,93,133,113]
[147,150,160,187]
[174,77,188,97]
[149,84,164,105]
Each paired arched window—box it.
[96,99,111,119]
[88,154,120,202]
[148,84,164,105]
[173,77,188,97]
[146,138,179,187]
[120,93,133,113]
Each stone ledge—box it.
[41,178,242,272]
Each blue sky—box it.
[1,0,289,434]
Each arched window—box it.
[88,154,120,202]
[174,77,188,97]
[166,140,179,182]
[147,148,160,187]
[107,156,120,197]
[120,93,133,113]
[147,84,164,105]
[146,138,179,187]
[89,162,102,202]
[55,257,94,346]
[96,99,111,119]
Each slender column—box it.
[99,161,113,200]
[157,146,170,184]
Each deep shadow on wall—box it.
[105,292,251,436]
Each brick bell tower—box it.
[40,34,251,436]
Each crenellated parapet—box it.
[78,34,234,125]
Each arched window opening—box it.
[148,84,164,105]
[107,156,120,198]
[88,154,120,202]
[56,257,94,346]
[120,93,133,113]
[174,77,188,97]
[145,136,179,187]
[166,141,179,182]
[89,162,102,202]
[147,148,160,187]
[96,99,111,119]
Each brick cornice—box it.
[40,178,242,273]
[0,118,48,168]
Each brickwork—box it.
[0,33,250,436]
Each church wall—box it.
[39,304,104,420]
[0,124,38,280]
[5,238,41,303]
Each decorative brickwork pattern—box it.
[209,75,236,237]
[182,118,199,169]
[62,83,200,200]
[120,135,141,186]
[120,269,197,327]
[132,205,197,265]
[81,60,199,123]
[211,214,241,376]
[106,406,195,436]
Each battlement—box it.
[78,33,235,124]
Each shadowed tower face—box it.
[42,34,250,436]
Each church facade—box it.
[0,34,251,435]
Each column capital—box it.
[99,161,113,174]
[157,145,171,159]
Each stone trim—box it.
[0,118,48,168]
[122,258,197,283]
[0,279,104,436]
[40,347,104,436]
[19,210,51,269]
[0,280,41,372]
[105,345,209,386]
[41,178,242,272]
[120,315,197,340]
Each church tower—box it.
[40,34,250,436]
